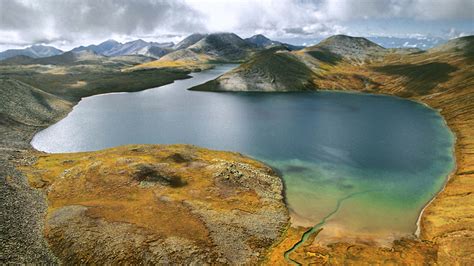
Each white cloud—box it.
[0,0,205,47]
[0,0,472,50]
[318,0,474,20]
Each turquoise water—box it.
[32,65,455,241]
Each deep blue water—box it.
[32,65,455,241]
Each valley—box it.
[0,32,472,265]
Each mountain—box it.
[174,33,207,50]
[245,34,304,50]
[71,39,121,54]
[309,35,387,62]
[0,45,63,60]
[131,45,172,58]
[188,33,254,61]
[70,39,174,58]
[130,33,256,71]
[1,50,105,65]
[104,39,149,56]
[191,47,315,92]
[109,40,174,58]
[191,34,473,93]
[162,33,254,63]
[429,35,474,56]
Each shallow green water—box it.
[32,65,455,241]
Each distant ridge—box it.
[157,32,255,64]
[70,39,175,58]
[0,45,63,60]
[307,35,387,61]
[191,34,473,92]
[174,33,208,50]
[429,35,474,56]
[245,34,304,51]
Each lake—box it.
[32,65,455,243]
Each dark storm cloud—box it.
[0,0,206,45]
[0,0,472,49]
[0,0,39,30]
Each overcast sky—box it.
[0,0,473,50]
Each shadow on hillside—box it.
[373,62,458,94]
[306,48,343,65]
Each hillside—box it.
[0,45,63,61]
[174,33,207,49]
[306,34,387,62]
[193,35,471,93]
[130,33,258,71]
[0,50,154,67]
[70,39,174,58]
[167,32,254,63]
[245,34,304,51]
[191,47,315,91]
[428,35,474,56]
[71,39,121,54]
[0,78,71,127]
[0,51,200,263]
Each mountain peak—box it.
[245,34,274,47]
[309,34,386,61]
[100,39,120,46]
[320,35,383,49]
[0,45,63,60]
[174,33,208,50]
[250,34,270,41]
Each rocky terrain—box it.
[0,57,191,263]
[195,35,474,264]
[17,144,288,264]
[0,45,63,60]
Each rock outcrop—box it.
[20,144,289,264]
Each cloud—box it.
[187,0,473,39]
[318,0,474,20]
[0,0,472,49]
[197,0,347,38]
[0,0,206,46]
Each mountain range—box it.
[0,34,292,62]
[70,39,174,58]
[1,33,445,62]
[0,45,63,60]
[191,34,473,92]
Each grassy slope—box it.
[0,63,190,102]
[191,47,315,91]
